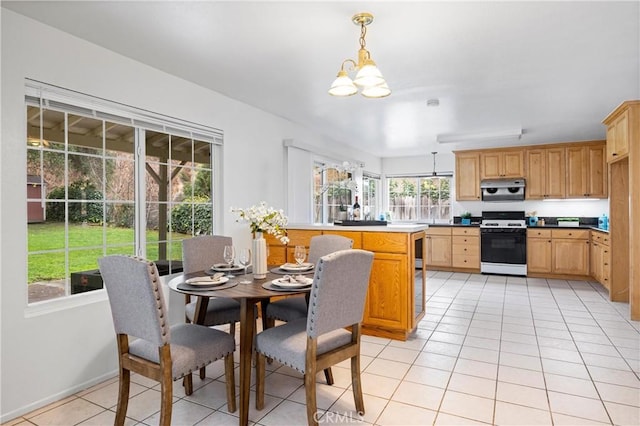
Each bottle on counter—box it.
[353,196,361,221]
[598,214,609,230]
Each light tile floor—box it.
[4,272,640,425]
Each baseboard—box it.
[0,369,118,423]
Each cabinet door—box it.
[566,146,587,198]
[455,153,481,200]
[527,238,552,273]
[586,144,607,198]
[363,252,408,330]
[502,151,525,177]
[480,152,502,179]
[546,148,566,198]
[607,110,629,162]
[426,235,452,267]
[590,242,602,283]
[552,239,589,275]
[526,149,546,199]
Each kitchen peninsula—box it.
[266,224,427,340]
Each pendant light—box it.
[328,13,391,98]
[431,152,438,176]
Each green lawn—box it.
[27,222,187,283]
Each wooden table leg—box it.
[239,298,255,426]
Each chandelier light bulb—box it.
[328,70,358,97]
[361,81,391,98]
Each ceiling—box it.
[4,1,640,158]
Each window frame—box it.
[25,81,223,306]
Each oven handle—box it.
[480,228,527,234]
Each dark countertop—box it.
[426,223,609,233]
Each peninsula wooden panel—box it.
[363,252,408,332]
[362,232,407,254]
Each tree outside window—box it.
[387,176,451,222]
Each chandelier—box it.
[328,12,391,98]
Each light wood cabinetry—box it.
[603,101,638,318]
[425,227,452,268]
[605,108,630,163]
[551,229,590,276]
[280,227,426,340]
[590,231,610,290]
[451,227,479,269]
[566,144,607,198]
[527,229,552,273]
[525,147,566,199]
[456,140,606,201]
[527,228,589,277]
[480,149,524,179]
[455,152,481,201]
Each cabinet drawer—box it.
[551,229,589,239]
[591,231,610,246]
[426,227,452,236]
[452,235,479,246]
[527,229,552,238]
[452,227,480,236]
[362,232,408,253]
[322,230,362,248]
[452,255,479,269]
[452,241,479,256]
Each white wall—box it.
[0,10,376,420]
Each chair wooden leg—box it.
[223,353,237,412]
[159,346,173,426]
[351,355,365,415]
[304,369,318,426]
[115,366,130,426]
[323,368,334,385]
[184,373,193,396]
[255,353,265,410]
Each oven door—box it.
[480,228,527,265]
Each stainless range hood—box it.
[480,178,525,202]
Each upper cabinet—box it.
[525,147,565,199]
[480,149,524,179]
[455,152,481,201]
[566,143,607,198]
[455,140,607,201]
[603,101,639,163]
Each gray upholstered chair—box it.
[99,256,236,426]
[265,234,353,324]
[255,249,374,426]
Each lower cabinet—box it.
[275,228,426,340]
[426,226,480,271]
[426,227,452,268]
[590,231,611,289]
[527,229,590,277]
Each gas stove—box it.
[480,211,527,276]
[480,211,527,228]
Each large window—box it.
[387,176,451,222]
[25,83,221,303]
[362,174,380,221]
[313,163,354,224]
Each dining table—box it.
[167,265,313,426]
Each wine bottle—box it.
[353,196,361,221]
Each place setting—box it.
[177,272,238,291]
[270,245,316,275]
[262,274,314,292]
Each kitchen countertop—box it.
[286,223,429,233]
[424,223,609,233]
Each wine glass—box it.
[294,245,306,266]
[238,248,252,284]
[223,245,236,277]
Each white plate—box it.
[185,276,229,287]
[271,277,313,289]
[211,263,245,272]
[279,262,314,272]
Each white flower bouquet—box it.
[232,201,290,244]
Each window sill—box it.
[24,289,108,318]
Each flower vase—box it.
[252,232,268,279]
